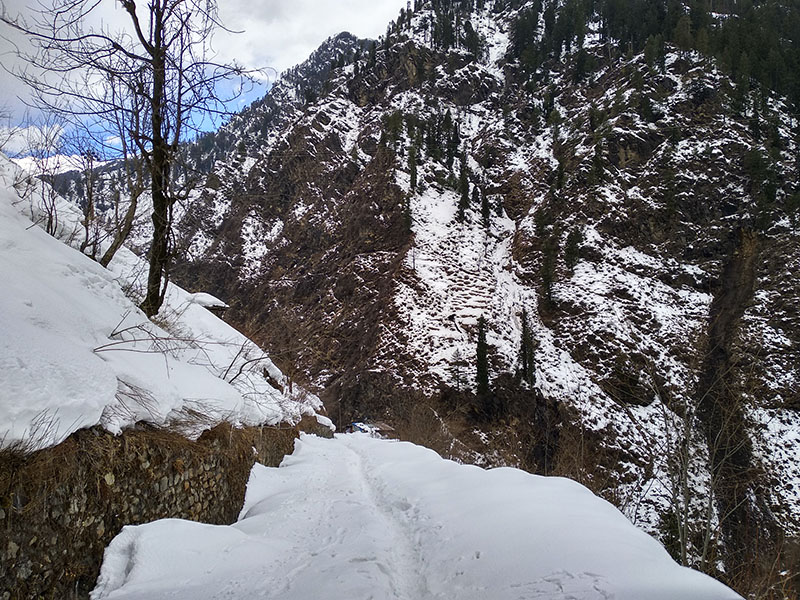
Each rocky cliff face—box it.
[168,0,799,592]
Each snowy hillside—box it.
[0,154,328,449]
[38,0,800,592]
[91,434,742,600]
[166,0,800,551]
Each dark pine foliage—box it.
[476,315,490,401]
[505,0,800,110]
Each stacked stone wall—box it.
[0,417,330,599]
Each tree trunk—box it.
[140,23,169,317]
[99,190,138,268]
[141,163,169,317]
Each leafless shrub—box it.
[95,315,199,359]
[109,380,161,422]
[0,104,18,154]
[160,400,229,440]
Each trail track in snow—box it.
[93,435,432,600]
[92,435,743,600]
[257,434,431,600]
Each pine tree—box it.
[663,160,678,223]
[443,109,453,134]
[556,157,566,189]
[590,143,604,183]
[458,154,470,220]
[540,233,559,304]
[403,193,413,232]
[573,47,590,82]
[409,146,418,190]
[368,41,377,67]
[588,102,605,132]
[519,308,536,385]
[463,20,482,57]
[695,27,710,58]
[476,316,490,400]
[786,192,800,225]
[644,34,660,70]
[564,226,583,272]
[450,348,468,391]
[446,117,459,169]
[674,15,693,58]
[480,188,490,227]
[385,110,404,147]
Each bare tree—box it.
[2,0,252,315]
[0,104,18,153]
[58,131,103,259]
[98,80,149,268]
[20,112,69,238]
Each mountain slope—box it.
[153,0,798,592]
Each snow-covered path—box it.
[92,434,742,600]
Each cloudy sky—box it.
[217,0,408,76]
[0,0,408,129]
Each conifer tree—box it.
[695,27,710,58]
[644,34,660,70]
[786,192,800,225]
[463,20,482,58]
[409,147,418,190]
[446,117,459,169]
[368,41,377,67]
[573,47,590,82]
[564,226,583,272]
[588,102,605,132]
[662,160,678,223]
[590,143,605,183]
[540,232,559,304]
[385,111,404,147]
[674,15,693,58]
[458,154,470,220]
[519,308,536,385]
[556,157,566,189]
[443,109,453,134]
[476,316,490,400]
[450,348,468,391]
[479,187,490,227]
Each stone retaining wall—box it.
[0,418,329,599]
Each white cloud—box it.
[214,0,407,76]
[0,0,407,125]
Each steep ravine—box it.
[694,228,777,577]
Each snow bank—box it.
[0,155,324,448]
[185,292,229,309]
[92,434,742,600]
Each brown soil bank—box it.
[0,417,331,599]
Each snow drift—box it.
[92,434,742,600]
[0,154,327,448]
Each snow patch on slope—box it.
[0,154,324,448]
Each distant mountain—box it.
[185,32,374,173]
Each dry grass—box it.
[725,535,799,600]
